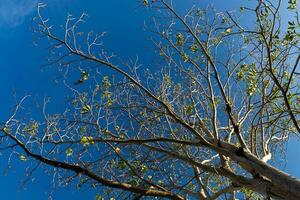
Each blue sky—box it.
[0,0,299,199]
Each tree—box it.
[1,0,300,199]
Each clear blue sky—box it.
[0,0,299,199]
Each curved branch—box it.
[1,128,184,200]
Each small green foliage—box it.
[183,102,195,115]
[236,63,258,96]
[78,178,89,189]
[79,126,87,134]
[95,194,104,200]
[222,28,232,36]
[288,0,297,10]
[114,147,121,154]
[247,81,257,96]
[247,68,257,96]
[181,52,189,62]
[80,136,95,146]
[129,83,135,89]
[3,126,11,133]
[130,160,148,174]
[19,155,27,161]
[212,37,220,45]
[81,71,89,81]
[116,160,127,170]
[23,121,39,135]
[157,180,164,185]
[283,70,289,78]
[143,0,148,6]
[103,91,112,98]
[190,44,198,52]
[102,76,113,107]
[221,16,227,24]
[237,64,248,80]
[225,28,232,33]
[75,71,89,85]
[187,182,196,191]
[102,76,111,90]
[248,67,257,80]
[163,75,172,86]
[176,33,184,46]
[240,187,264,200]
[106,98,113,107]
[80,104,92,114]
[66,148,73,156]
[288,21,296,30]
[140,164,148,173]
[106,189,112,196]
[263,79,270,87]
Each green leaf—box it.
[143,0,148,6]
[288,0,297,10]
[81,71,89,81]
[115,147,121,154]
[3,127,11,133]
[66,148,73,156]
[190,44,198,52]
[222,28,232,35]
[247,81,257,96]
[102,76,112,90]
[181,53,189,62]
[163,75,172,86]
[95,194,104,200]
[176,33,184,46]
[187,182,196,191]
[80,104,91,114]
[237,64,248,80]
[141,164,148,173]
[19,155,27,161]
[225,28,232,33]
[23,121,39,135]
[116,160,127,170]
[80,136,95,146]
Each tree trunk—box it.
[217,141,300,199]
